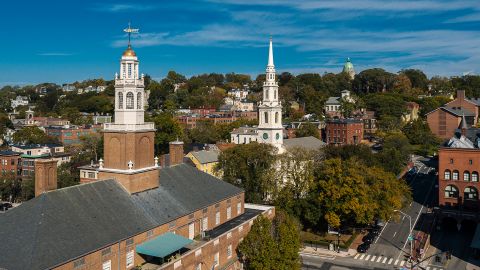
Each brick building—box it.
[0,150,22,178]
[176,111,257,130]
[0,40,275,270]
[426,90,480,139]
[325,118,364,145]
[46,125,102,145]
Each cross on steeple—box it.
[123,22,139,47]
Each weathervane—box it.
[123,22,139,46]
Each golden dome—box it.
[122,45,136,57]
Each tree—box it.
[353,68,396,94]
[57,162,80,188]
[152,113,184,154]
[239,211,301,270]
[402,119,440,155]
[13,126,56,144]
[393,74,412,93]
[314,158,411,228]
[294,122,320,139]
[79,133,103,162]
[187,120,220,144]
[401,69,428,90]
[377,132,412,174]
[216,143,276,203]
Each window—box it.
[102,260,111,270]
[264,112,268,123]
[214,252,219,267]
[202,217,208,231]
[450,159,454,164]
[275,112,279,123]
[128,63,132,77]
[237,202,241,215]
[137,92,142,109]
[118,92,123,109]
[101,247,111,256]
[453,170,459,180]
[10,159,14,165]
[470,159,473,165]
[227,207,232,220]
[227,245,232,259]
[444,170,451,180]
[465,186,478,200]
[126,92,134,109]
[473,172,479,182]
[73,258,85,268]
[88,172,95,179]
[464,171,470,181]
[126,250,134,268]
[445,185,459,198]
[215,212,220,225]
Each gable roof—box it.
[325,97,341,105]
[425,106,475,117]
[283,136,326,151]
[0,164,243,270]
[190,150,220,164]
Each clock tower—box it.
[257,38,283,150]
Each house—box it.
[186,149,220,176]
[10,96,29,109]
[401,102,420,123]
[0,150,22,178]
[427,90,480,139]
[324,90,353,118]
[325,118,364,145]
[11,143,71,178]
[45,125,101,145]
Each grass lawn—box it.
[301,230,359,249]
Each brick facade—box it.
[103,131,155,170]
[34,159,57,197]
[325,119,363,145]
[438,147,480,210]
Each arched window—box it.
[264,112,269,124]
[118,92,124,109]
[464,171,470,181]
[275,112,279,123]
[472,172,478,182]
[126,92,134,109]
[274,90,277,100]
[444,170,451,180]
[137,92,142,109]
[445,185,459,198]
[452,170,459,180]
[465,186,478,200]
[266,89,269,100]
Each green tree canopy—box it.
[294,122,320,139]
[13,126,56,145]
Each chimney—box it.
[169,140,184,166]
[34,159,57,197]
[457,90,465,101]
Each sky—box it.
[1,0,480,86]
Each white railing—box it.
[115,78,144,87]
[103,122,155,131]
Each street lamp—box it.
[394,210,413,263]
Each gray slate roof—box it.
[283,136,326,151]
[231,126,257,135]
[190,150,220,164]
[325,97,341,105]
[441,107,475,117]
[0,164,243,270]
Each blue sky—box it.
[1,0,480,85]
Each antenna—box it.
[123,22,139,46]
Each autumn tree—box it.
[13,126,56,145]
[216,143,276,203]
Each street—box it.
[302,156,443,270]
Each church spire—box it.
[268,37,274,67]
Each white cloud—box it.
[37,53,73,56]
[92,3,157,12]
[445,12,480,23]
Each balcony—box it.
[103,123,155,132]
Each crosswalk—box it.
[353,253,443,270]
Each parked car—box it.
[0,202,12,211]
[357,242,370,253]
[362,233,376,244]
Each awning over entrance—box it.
[471,224,480,249]
[136,232,193,258]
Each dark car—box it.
[362,233,376,244]
[357,243,370,253]
[0,202,12,211]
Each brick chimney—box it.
[457,90,466,101]
[169,140,184,166]
[34,159,57,197]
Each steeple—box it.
[268,37,274,67]
[460,113,468,137]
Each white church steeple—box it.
[257,38,283,149]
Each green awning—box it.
[471,224,480,249]
[136,232,193,258]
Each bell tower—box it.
[98,24,159,193]
[257,38,283,149]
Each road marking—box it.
[376,256,382,262]
[370,255,376,261]
[365,255,371,261]
[374,218,390,244]
[400,260,405,266]
[299,252,335,260]
[388,258,393,264]
[382,257,387,263]
[354,254,360,259]
[394,259,399,265]
[359,254,365,260]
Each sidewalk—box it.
[300,245,357,258]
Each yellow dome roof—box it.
[122,45,136,57]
